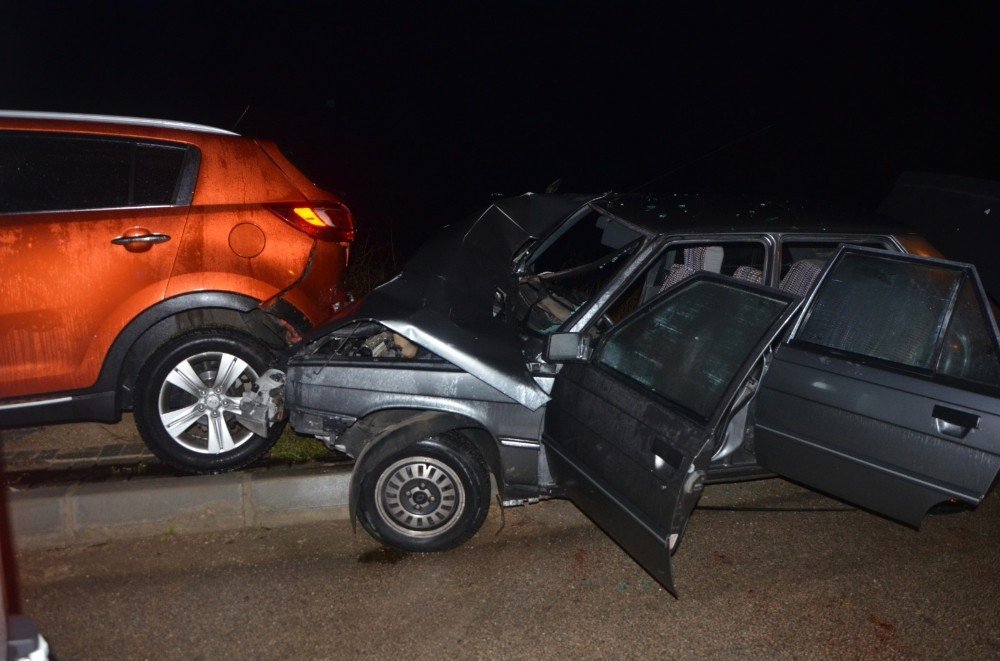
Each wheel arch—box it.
[99,291,306,410]
[344,409,504,531]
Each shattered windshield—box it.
[512,211,643,340]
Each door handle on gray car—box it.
[933,405,980,439]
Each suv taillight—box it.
[266,201,355,242]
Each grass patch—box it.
[267,426,334,463]
[344,231,398,297]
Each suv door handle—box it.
[111,228,171,253]
[932,405,980,439]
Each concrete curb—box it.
[7,465,352,550]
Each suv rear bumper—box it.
[276,240,351,328]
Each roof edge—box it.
[0,110,238,136]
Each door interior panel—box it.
[544,437,680,591]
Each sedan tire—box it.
[358,434,491,553]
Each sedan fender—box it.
[346,410,501,530]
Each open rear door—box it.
[543,275,800,595]
[756,247,1000,526]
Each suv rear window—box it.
[0,132,192,214]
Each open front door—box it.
[756,247,1000,527]
[543,275,799,595]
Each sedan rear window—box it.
[597,279,791,421]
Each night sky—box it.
[3,1,999,257]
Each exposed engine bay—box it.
[237,323,442,437]
[308,321,435,360]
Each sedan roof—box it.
[594,193,913,237]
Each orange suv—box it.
[0,111,354,473]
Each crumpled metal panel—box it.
[286,361,548,443]
[303,193,600,410]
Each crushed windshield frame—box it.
[513,210,647,338]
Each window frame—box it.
[773,233,900,285]
[648,234,773,293]
[0,130,200,216]
[591,273,798,425]
[787,246,1000,397]
[562,234,774,337]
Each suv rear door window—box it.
[0,133,191,214]
[132,143,188,205]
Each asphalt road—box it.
[17,478,1000,659]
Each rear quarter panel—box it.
[279,239,350,326]
[164,136,317,303]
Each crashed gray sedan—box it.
[245,193,1000,595]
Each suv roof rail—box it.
[0,110,239,136]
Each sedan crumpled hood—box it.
[312,193,600,410]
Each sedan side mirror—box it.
[544,332,592,362]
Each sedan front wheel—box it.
[357,434,491,552]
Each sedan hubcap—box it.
[375,457,465,537]
[157,351,259,454]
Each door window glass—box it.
[935,279,1000,386]
[0,133,189,214]
[133,143,188,205]
[598,279,791,421]
[797,252,961,369]
[595,240,767,331]
[779,240,890,278]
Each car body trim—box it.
[499,438,540,448]
[0,391,118,427]
[0,396,72,411]
[0,203,182,217]
[0,110,238,135]
[757,423,978,503]
[97,291,263,406]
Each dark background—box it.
[3,1,999,260]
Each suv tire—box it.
[134,329,283,474]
